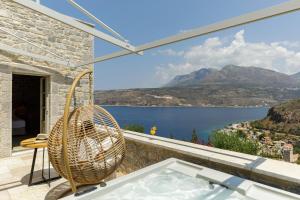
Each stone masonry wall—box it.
[0,0,94,157]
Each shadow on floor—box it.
[0,169,57,192]
[44,181,72,200]
[0,169,58,192]
[44,182,100,200]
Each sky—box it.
[41,0,300,90]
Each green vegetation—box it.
[250,121,264,129]
[236,130,246,138]
[124,124,145,133]
[210,131,260,155]
[191,129,199,144]
[296,158,300,165]
[260,152,282,160]
[254,99,300,136]
[294,146,300,154]
[258,132,267,141]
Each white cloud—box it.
[275,41,300,48]
[155,30,300,83]
[157,49,184,56]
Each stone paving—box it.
[0,150,69,200]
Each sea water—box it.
[96,169,251,200]
[103,106,268,143]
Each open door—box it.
[12,74,48,151]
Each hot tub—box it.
[62,158,300,200]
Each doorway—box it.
[12,74,48,150]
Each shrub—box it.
[258,133,266,141]
[250,121,264,129]
[237,130,246,138]
[296,157,300,165]
[210,131,260,155]
[124,124,145,133]
[260,152,282,160]
[191,129,199,144]
[294,146,300,154]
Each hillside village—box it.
[221,122,300,163]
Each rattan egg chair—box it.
[48,69,126,193]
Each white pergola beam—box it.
[12,0,136,52]
[0,42,73,67]
[67,0,128,42]
[76,0,300,67]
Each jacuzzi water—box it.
[94,169,251,200]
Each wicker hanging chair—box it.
[48,69,125,193]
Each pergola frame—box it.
[12,0,136,52]
[4,0,300,67]
[67,0,128,43]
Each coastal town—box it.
[221,122,300,163]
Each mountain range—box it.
[94,65,300,107]
[165,65,300,88]
[291,72,300,81]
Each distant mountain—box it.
[165,68,217,87]
[94,65,300,107]
[291,72,300,83]
[165,65,299,88]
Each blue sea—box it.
[102,106,268,143]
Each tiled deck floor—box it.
[0,149,70,200]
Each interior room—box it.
[12,74,41,150]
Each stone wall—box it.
[0,0,94,157]
[118,132,300,194]
[0,68,12,157]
